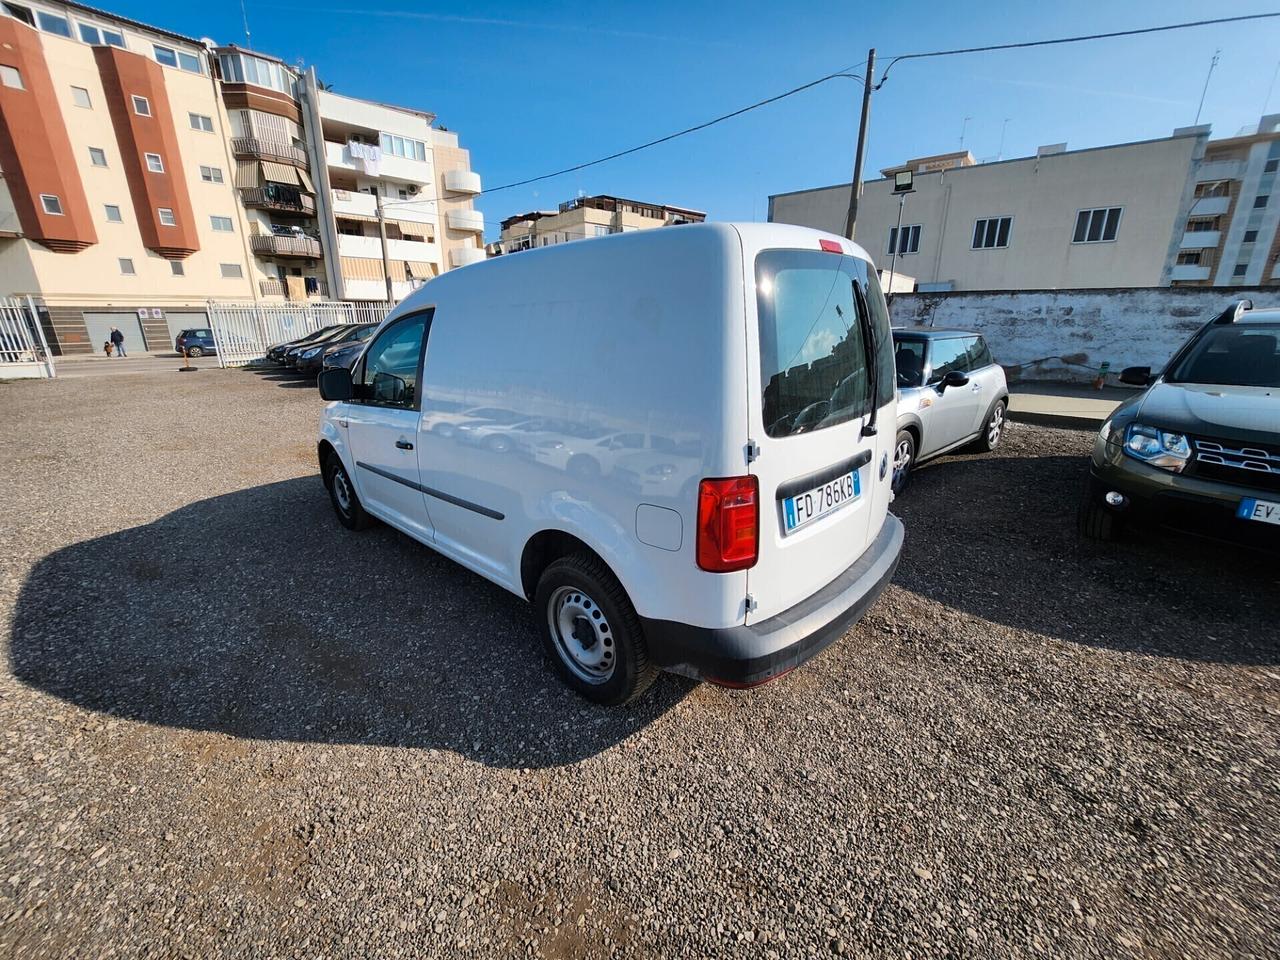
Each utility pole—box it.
[376,192,394,303]
[843,47,876,241]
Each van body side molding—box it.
[774,449,874,502]
[356,461,505,521]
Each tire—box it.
[567,455,601,480]
[971,399,1007,453]
[891,429,915,496]
[325,452,371,531]
[186,346,204,358]
[1077,485,1121,541]
[534,552,657,705]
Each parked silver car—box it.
[892,328,1009,494]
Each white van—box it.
[317,223,904,704]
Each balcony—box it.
[240,187,316,216]
[1196,159,1243,182]
[251,234,322,259]
[1171,264,1211,282]
[259,277,329,298]
[1191,196,1231,217]
[337,233,439,263]
[324,140,432,184]
[1179,230,1220,249]
[447,208,485,233]
[443,169,482,195]
[450,246,486,267]
[232,137,309,167]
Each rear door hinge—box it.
[746,439,760,463]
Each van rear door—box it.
[745,247,884,623]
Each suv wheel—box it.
[534,552,656,705]
[325,452,370,530]
[892,429,915,495]
[972,400,1007,452]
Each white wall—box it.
[890,286,1280,382]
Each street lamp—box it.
[887,169,914,295]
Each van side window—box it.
[355,313,427,408]
[927,338,970,383]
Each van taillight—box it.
[696,476,759,572]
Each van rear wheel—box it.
[534,553,656,705]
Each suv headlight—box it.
[1123,423,1191,473]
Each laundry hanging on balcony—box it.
[347,141,382,177]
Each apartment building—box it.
[0,1,484,352]
[497,195,705,254]
[769,117,1280,292]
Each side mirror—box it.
[937,369,969,391]
[318,367,353,401]
[1119,366,1152,386]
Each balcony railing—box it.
[231,137,309,167]
[239,187,316,215]
[250,234,322,259]
[259,277,329,298]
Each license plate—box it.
[783,470,861,534]
[1237,497,1280,526]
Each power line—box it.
[477,11,1279,199]
[477,71,863,196]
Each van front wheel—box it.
[534,553,657,705]
[325,452,371,531]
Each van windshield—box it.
[756,249,892,438]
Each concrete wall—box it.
[889,286,1280,382]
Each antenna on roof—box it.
[959,116,972,150]
[239,0,252,47]
[1194,49,1220,126]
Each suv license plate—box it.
[783,470,860,534]
[1238,497,1280,526]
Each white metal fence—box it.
[207,300,393,367]
[0,295,55,378]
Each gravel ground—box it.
[1,368,1277,959]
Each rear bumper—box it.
[640,514,904,686]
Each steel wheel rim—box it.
[988,405,1005,444]
[332,466,353,514]
[547,585,615,684]
[892,438,913,489]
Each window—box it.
[0,64,22,90]
[104,204,122,223]
[102,29,124,48]
[199,165,224,183]
[894,339,926,388]
[1254,195,1269,209]
[1073,207,1122,243]
[40,194,63,215]
[177,51,201,73]
[158,207,176,226]
[1265,159,1279,174]
[756,250,891,438]
[210,215,233,232]
[1195,181,1230,199]
[927,338,972,383]
[1176,251,1202,265]
[132,95,151,116]
[1185,218,1218,232]
[219,263,243,279]
[170,260,184,277]
[887,224,921,255]
[1233,264,1249,277]
[593,224,610,237]
[188,112,213,133]
[2,4,34,27]
[119,258,135,275]
[1244,230,1259,244]
[77,23,99,44]
[71,85,91,108]
[36,10,70,37]
[153,44,178,68]
[972,216,1011,250]
[379,132,428,161]
[88,146,107,167]
[145,153,164,173]
[354,313,427,408]
[1168,321,1280,388]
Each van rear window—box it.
[756,249,889,438]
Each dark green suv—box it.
[1080,299,1279,547]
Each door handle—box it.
[395,440,414,450]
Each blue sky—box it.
[113,1,1280,238]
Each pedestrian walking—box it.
[109,326,126,357]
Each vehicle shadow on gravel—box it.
[8,477,691,767]
[895,451,1280,666]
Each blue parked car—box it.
[174,328,216,357]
